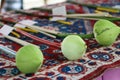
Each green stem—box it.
[53,33,94,39]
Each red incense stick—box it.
[15,28,61,48]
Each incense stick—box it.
[4,35,32,46]
[25,25,59,35]
[11,31,20,38]
[66,13,110,17]
[15,28,61,48]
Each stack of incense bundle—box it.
[14,10,120,21]
[0,15,94,39]
[0,22,61,48]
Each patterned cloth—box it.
[0,1,120,80]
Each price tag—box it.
[18,20,37,26]
[14,23,26,28]
[0,25,14,35]
[51,6,66,21]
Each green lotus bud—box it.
[61,35,87,60]
[16,44,44,74]
[93,19,120,46]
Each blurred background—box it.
[0,0,66,12]
[1,0,120,12]
[24,0,66,9]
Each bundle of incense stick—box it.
[67,1,120,13]
[14,10,120,21]
[0,15,95,39]
[0,22,61,48]
[23,25,94,39]
[15,10,110,18]
[15,10,73,25]
[15,28,61,48]
[17,25,57,38]
[0,16,59,38]
[0,22,36,46]
[0,16,57,38]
